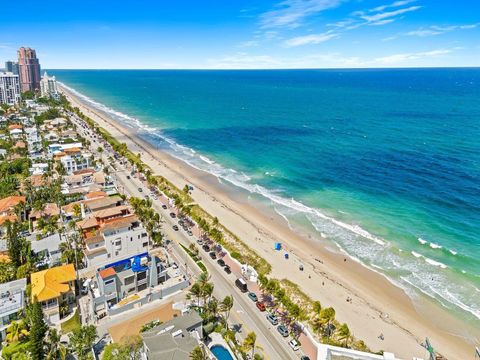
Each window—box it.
[142,242,148,247]
[137,271,147,281]
[124,276,134,286]
[104,279,114,285]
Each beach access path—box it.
[62,85,475,360]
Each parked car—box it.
[266,313,278,325]
[162,204,167,209]
[197,239,204,245]
[170,212,176,218]
[235,278,248,293]
[289,339,300,351]
[217,259,225,267]
[224,265,231,274]
[202,244,210,252]
[126,175,131,179]
[138,187,143,192]
[247,292,258,302]
[172,225,179,231]
[277,325,289,337]
[209,251,217,259]
[300,356,310,360]
[187,230,193,236]
[256,302,266,312]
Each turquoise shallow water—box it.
[51,69,480,328]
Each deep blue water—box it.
[51,68,480,326]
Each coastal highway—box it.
[72,115,298,359]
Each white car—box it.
[288,339,300,351]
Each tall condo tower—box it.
[17,47,41,92]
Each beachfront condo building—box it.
[40,71,59,99]
[5,61,19,75]
[17,47,41,92]
[0,72,21,106]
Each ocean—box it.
[51,69,480,331]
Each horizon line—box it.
[44,65,480,71]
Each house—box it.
[0,278,27,344]
[29,163,49,175]
[59,152,92,174]
[30,264,76,324]
[90,253,168,315]
[79,214,149,268]
[26,174,51,189]
[48,142,83,156]
[30,233,63,268]
[140,312,203,360]
[0,196,25,217]
[29,203,60,230]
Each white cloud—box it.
[360,6,422,23]
[405,29,443,37]
[370,0,417,13]
[385,22,480,40]
[284,32,338,46]
[260,0,343,29]
[375,49,452,64]
[369,19,396,26]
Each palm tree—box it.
[220,295,234,329]
[46,328,61,359]
[187,283,202,307]
[243,332,258,359]
[201,282,214,307]
[189,345,208,360]
[5,320,29,342]
[319,307,336,338]
[336,323,351,347]
[207,297,219,319]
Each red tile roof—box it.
[99,267,116,279]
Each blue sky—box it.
[0,0,479,69]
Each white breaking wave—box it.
[429,242,442,249]
[418,237,428,245]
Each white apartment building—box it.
[0,72,21,106]
[60,153,92,174]
[82,214,150,268]
[40,71,59,99]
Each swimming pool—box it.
[210,345,234,360]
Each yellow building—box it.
[30,264,76,324]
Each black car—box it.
[202,244,210,252]
[138,187,143,192]
[300,357,310,360]
[172,225,179,231]
[224,265,231,274]
[169,212,176,218]
[162,204,167,209]
[126,175,131,179]
[209,251,217,260]
[217,259,225,267]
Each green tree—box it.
[46,328,62,360]
[336,323,352,347]
[220,295,234,329]
[28,300,48,360]
[5,320,29,343]
[69,325,97,360]
[319,307,336,338]
[243,332,258,359]
[189,345,208,360]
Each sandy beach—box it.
[61,85,476,360]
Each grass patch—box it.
[61,309,81,334]
[180,243,208,273]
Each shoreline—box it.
[60,84,476,359]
